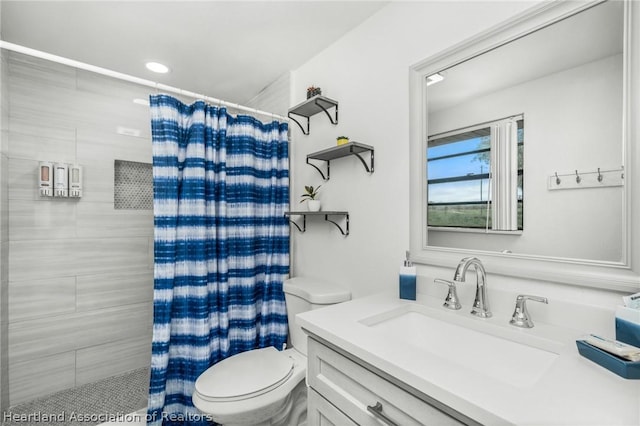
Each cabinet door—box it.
[308,338,465,426]
[307,388,358,426]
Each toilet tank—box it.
[283,277,351,355]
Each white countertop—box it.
[297,292,640,425]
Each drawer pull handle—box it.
[366,402,399,426]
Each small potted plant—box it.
[300,185,322,211]
[336,136,349,146]
[306,86,322,99]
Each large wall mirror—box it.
[409,0,640,291]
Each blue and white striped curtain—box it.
[147,94,290,425]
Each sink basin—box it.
[360,304,560,388]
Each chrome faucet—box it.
[509,295,548,328]
[434,278,462,310]
[453,257,492,318]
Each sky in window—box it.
[428,136,490,203]
[428,180,490,203]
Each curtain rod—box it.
[0,40,290,122]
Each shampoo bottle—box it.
[399,251,417,300]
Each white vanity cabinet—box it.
[307,388,358,426]
[306,336,467,426]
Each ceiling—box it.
[428,0,623,113]
[1,1,388,105]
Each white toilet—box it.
[192,277,351,426]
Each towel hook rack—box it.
[548,167,624,191]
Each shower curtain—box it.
[147,94,290,425]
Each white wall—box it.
[428,54,623,261]
[289,1,629,313]
[289,1,539,298]
[245,71,291,118]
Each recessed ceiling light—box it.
[133,98,150,106]
[145,62,170,74]
[426,73,444,86]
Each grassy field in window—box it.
[428,203,523,229]
[428,204,490,228]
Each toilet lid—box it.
[195,347,294,402]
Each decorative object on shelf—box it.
[336,136,349,146]
[308,200,321,212]
[306,142,375,181]
[306,86,322,99]
[300,185,322,211]
[288,96,338,135]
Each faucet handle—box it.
[434,279,462,310]
[509,294,548,328]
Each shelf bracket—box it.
[324,213,349,236]
[289,214,307,234]
[352,149,374,174]
[315,98,338,125]
[306,157,330,181]
[287,112,310,136]
[287,214,307,233]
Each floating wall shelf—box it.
[288,95,339,135]
[306,142,374,181]
[285,211,349,236]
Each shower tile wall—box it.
[1,48,11,411]
[6,52,154,405]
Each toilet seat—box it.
[195,347,294,402]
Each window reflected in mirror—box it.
[427,117,523,231]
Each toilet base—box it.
[219,381,307,426]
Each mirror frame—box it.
[409,0,640,292]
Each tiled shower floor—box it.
[2,368,149,426]
[98,408,147,425]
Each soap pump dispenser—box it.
[399,250,417,300]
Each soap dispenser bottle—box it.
[399,251,417,300]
